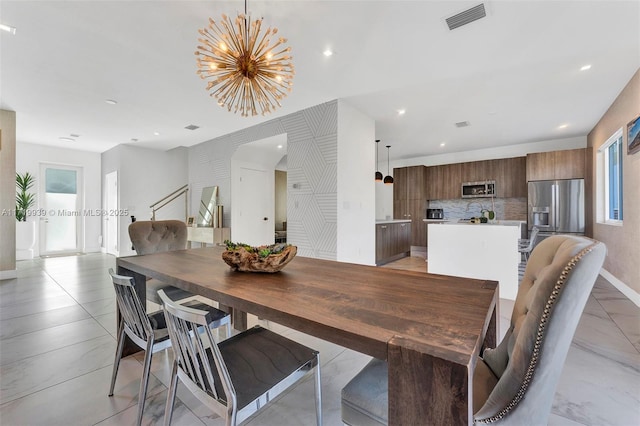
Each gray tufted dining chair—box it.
[128,220,196,304]
[128,220,231,337]
[341,235,606,426]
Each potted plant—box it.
[16,172,36,260]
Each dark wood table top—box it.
[117,247,498,363]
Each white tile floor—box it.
[1,253,639,425]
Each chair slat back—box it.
[528,227,539,250]
[158,290,236,416]
[109,269,152,344]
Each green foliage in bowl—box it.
[224,240,291,258]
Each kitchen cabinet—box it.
[555,148,586,179]
[427,157,526,200]
[461,160,491,183]
[526,148,585,181]
[495,157,527,198]
[427,163,461,200]
[376,221,411,265]
[393,166,427,246]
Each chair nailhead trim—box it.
[474,242,597,424]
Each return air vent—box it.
[455,121,471,128]
[446,3,486,30]
[184,124,200,130]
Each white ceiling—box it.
[1,1,639,161]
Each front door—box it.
[39,164,83,256]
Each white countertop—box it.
[430,220,525,226]
[423,219,450,222]
[376,219,412,224]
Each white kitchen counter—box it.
[376,219,412,224]
[438,220,525,226]
[427,222,520,300]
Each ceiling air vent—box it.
[184,124,200,130]
[446,3,486,30]
[455,121,471,128]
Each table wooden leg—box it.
[388,336,470,425]
[483,304,498,351]
[219,303,248,331]
[116,265,147,356]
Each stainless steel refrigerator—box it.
[528,179,585,237]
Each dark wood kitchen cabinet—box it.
[376,221,411,265]
[427,157,527,200]
[495,157,527,198]
[393,166,427,246]
[461,160,491,183]
[526,148,585,181]
[427,163,461,200]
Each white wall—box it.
[377,136,588,218]
[101,145,187,257]
[337,100,376,265]
[16,142,102,256]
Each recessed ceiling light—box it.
[105,99,118,105]
[397,109,406,116]
[131,138,139,142]
[323,49,333,57]
[558,124,568,129]
[59,137,75,142]
[455,121,470,128]
[580,64,592,71]
[70,133,80,138]
[440,142,446,147]
[154,131,160,136]
[0,24,16,35]
[277,144,283,149]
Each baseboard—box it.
[600,268,640,307]
[0,269,18,280]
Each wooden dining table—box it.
[116,246,498,425]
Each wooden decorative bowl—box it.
[222,245,297,273]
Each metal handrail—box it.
[150,184,188,220]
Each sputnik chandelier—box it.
[195,0,295,117]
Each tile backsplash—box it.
[429,197,527,221]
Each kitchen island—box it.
[428,221,523,300]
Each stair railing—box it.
[150,184,189,221]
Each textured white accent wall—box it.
[337,100,376,265]
[189,101,339,260]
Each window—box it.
[597,128,623,224]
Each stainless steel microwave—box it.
[461,180,496,198]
